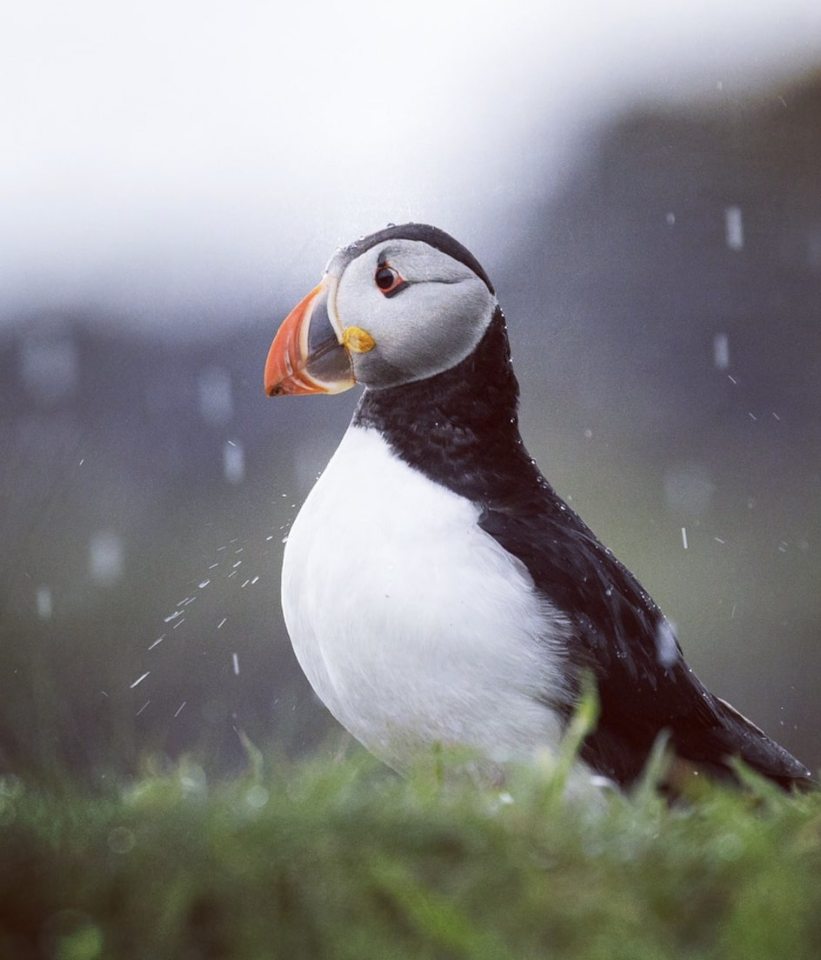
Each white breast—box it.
[281,426,572,771]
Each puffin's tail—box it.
[682,695,816,792]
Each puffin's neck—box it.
[352,308,544,505]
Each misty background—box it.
[1,1,819,780]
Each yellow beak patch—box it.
[342,326,376,354]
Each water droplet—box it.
[197,366,233,426]
[108,827,135,854]
[223,441,245,484]
[36,586,52,620]
[724,205,744,250]
[713,333,729,370]
[89,531,124,585]
[655,619,679,668]
[246,785,269,809]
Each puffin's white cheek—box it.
[398,283,494,376]
[353,288,494,388]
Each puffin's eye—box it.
[374,264,407,298]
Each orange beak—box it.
[264,278,355,396]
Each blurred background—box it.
[1,1,819,782]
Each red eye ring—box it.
[374,264,406,296]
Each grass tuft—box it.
[0,750,820,959]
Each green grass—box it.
[1,747,820,960]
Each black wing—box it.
[353,308,812,790]
[480,496,813,790]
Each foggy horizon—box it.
[4,1,821,336]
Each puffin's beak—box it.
[264,277,355,396]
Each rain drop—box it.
[89,531,124,585]
[36,586,52,620]
[724,205,744,251]
[197,366,234,426]
[223,441,245,484]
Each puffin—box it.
[264,222,812,791]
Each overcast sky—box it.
[3,0,821,334]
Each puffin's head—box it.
[264,224,497,395]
